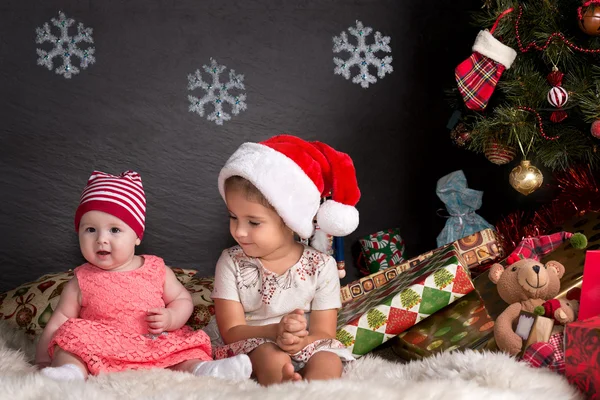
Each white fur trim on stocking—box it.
[472,30,517,69]
[316,199,359,237]
[218,142,321,239]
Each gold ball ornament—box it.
[509,160,544,195]
[578,6,600,36]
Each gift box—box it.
[578,250,600,321]
[341,228,502,304]
[355,228,405,276]
[515,311,554,358]
[564,315,600,399]
[339,245,458,324]
[336,250,475,358]
[391,290,494,361]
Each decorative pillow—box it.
[171,267,216,330]
[0,267,214,341]
[0,270,74,340]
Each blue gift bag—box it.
[436,170,494,247]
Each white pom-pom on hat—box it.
[317,199,359,237]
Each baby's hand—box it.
[145,308,173,334]
[277,331,300,346]
[278,309,308,338]
[277,332,307,355]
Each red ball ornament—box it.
[591,120,600,138]
[450,123,472,147]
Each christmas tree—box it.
[400,288,422,309]
[433,268,455,289]
[366,309,388,330]
[336,329,356,346]
[449,0,600,193]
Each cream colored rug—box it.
[0,322,582,400]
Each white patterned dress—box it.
[206,245,354,370]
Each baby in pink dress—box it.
[35,170,251,381]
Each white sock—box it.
[193,355,252,380]
[40,363,85,381]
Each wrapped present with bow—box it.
[564,250,600,398]
[436,170,494,248]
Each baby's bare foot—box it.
[281,362,302,382]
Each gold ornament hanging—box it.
[509,160,544,195]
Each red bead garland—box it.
[515,5,600,54]
[517,106,560,140]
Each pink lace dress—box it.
[48,255,212,375]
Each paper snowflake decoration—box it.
[187,59,247,125]
[35,11,96,79]
[333,20,393,88]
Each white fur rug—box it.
[0,322,582,400]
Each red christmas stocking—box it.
[455,30,517,111]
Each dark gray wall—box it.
[1,0,541,292]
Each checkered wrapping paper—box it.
[341,229,502,304]
[336,254,474,358]
[455,52,505,111]
[338,245,459,326]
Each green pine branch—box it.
[449,0,600,171]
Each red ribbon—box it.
[547,70,564,87]
[490,8,514,34]
[550,110,568,123]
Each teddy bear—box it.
[488,231,587,356]
[489,257,565,355]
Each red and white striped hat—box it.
[74,170,146,239]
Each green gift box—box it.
[356,228,405,276]
[336,250,474,358]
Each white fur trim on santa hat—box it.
[472,30,517,69]
[316,199,359,237]
[218,142,321,239]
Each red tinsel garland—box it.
[495,165,600,255]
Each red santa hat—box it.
[218,134,360,239]
[74,170,146,239]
